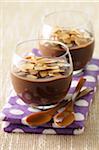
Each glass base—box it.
[73,69,84,76]
[29,94,72,110]
[30,103,58,110]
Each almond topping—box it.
[51,26,92,48]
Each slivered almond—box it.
[39,71,48,77]
[75,37,88,46]
[29,70,38,75]
[26,74,37,79]
[19,63,34,71]
[47,66,59,70]
[49,72,62,77]
[50,69,65,73]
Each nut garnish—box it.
[51,27,93,48]
[39,71,48,77]
[20,63,34,71]
[16,56,68,79]
[26,74,37,79]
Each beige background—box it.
[0,1,99,150]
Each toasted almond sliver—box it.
[62,37,71,44]
[75,37,88,46]
[36,57,43,60]
[29,69,38,75]
[50,69,65,73]
[19,64,33,72]
[39,71,48,77]
[58,59,65,63]
[62,33,70,39]
[20,63,34,71]
[75,34,84,39]
[37,58,51,64]
[69,29,81,35]
[35,63,44,67]
[18,71,27,76]
[26,74,37,79]
[47,66,59,70]
[45,59,59,64]
[35,65,59,71]
[19,64,27,72]
[34,66,48,71]
[70,35,76,41]
[56,63,65,67]
[49,72,62,77]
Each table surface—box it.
[0,2,99,150]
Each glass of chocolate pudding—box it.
[11,39,73,109]
[40,11,95,73]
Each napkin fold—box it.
[0,58,99,135]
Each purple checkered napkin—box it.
[0,58,99,135]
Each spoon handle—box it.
[48,99,71,115]
[77,88,93,100]
[72,77,86,102]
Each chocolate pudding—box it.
[69,40,94,70]
[40,28,94,71]
[11,56,72,106]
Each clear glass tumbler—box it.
[40,11,95,74]
[11,39,73,109]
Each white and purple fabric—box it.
[0,58,99,135]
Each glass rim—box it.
[14,39,73,79]
[44,10,91,20]
[15,39,73,73]
[16,39,70,59]
[43,10,92,29]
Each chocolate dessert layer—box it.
[69,40,94,70]
[11,71,72,106]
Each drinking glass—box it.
[11,39,73,109]
[39,11,95,74]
